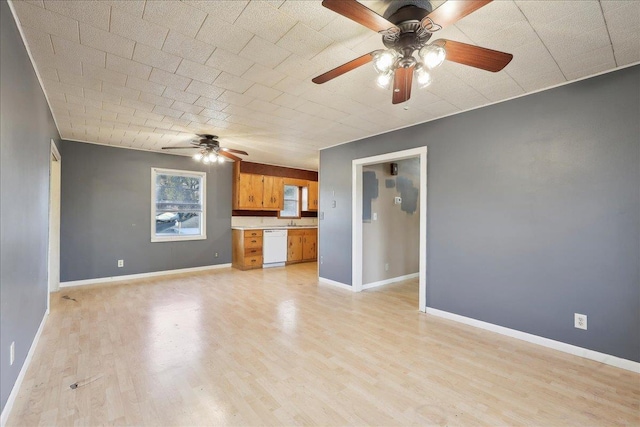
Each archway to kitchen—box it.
[352,147,427,312]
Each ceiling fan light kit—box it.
[313,0,514,104]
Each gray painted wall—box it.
[60,141,232,282]
[0,1,61,413]
[319,66,640,362]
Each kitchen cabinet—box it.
[234,173,283,211]
[263,176,283,210]
[307,180,318,211]
[232,229,263,270]
[287,228,317,263]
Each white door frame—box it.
[352,146,427,312]
[48,140,61,309]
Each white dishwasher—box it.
[263,229,288,268]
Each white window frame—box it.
[151,167,206,243]
[279,184,300,218]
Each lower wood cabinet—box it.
[287,228,317,263]
[232,229,263,270]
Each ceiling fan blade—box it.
[162,146,199,149]
[321,0,399,34]
[392,66,414,105]
[218,150,242,162]
[312,52,375,84]
[222,147,249,156]
[425,0,492,30]
[433,39,513,72]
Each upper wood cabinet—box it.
[307,180,318,211]
[234,172,283,211]
[262,176,283,210]
[236,173,263,209]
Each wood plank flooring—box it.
[7,263,639,426]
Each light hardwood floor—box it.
[7,263,639,426]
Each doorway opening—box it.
[352,147,427,312]
[48,140,61,309]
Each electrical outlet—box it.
[320,256,323,264]
[574,313,587,330]
[214,252,219,258]
[384,263,389,271]
[10,341,15,366]
[117,259,124,268]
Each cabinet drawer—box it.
[244,247,262,257]
[244,256,263,267]
[245,230,263,238]
[244,236,263,249]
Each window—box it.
[152,168,206,242]
[279,184,300,218]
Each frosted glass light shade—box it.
[415,66,432,88]
[376,71,393,89]
[419,44,446,69]
[373,50,398,74]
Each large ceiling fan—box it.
[312,0,513,104]
[162,134,248,164]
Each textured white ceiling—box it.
[10,0,640,170]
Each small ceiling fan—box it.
[162,134,248,163]
[312,0,513,104]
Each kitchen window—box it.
[152,168,206,242]
[279,184,300,218]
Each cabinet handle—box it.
[251,240,257,243]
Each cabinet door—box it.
[237,173,263,209]
[262,176,283,210]
[307,181,318,211]
[302,232,317,260]
[288,235,303,262]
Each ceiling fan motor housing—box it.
[382,0,433,20]
[382,2,434,57]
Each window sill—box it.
[151,235,207,243]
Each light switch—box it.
[373,212,377,220]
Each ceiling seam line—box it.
[597,0,618,67]
[513,1,567,81]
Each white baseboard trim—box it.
[362,272,419,290]
[60,263,232,288]
[318,277,354,291]
[1,309,49,427]
[426,308,640,373]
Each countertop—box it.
[232,225,318,230]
